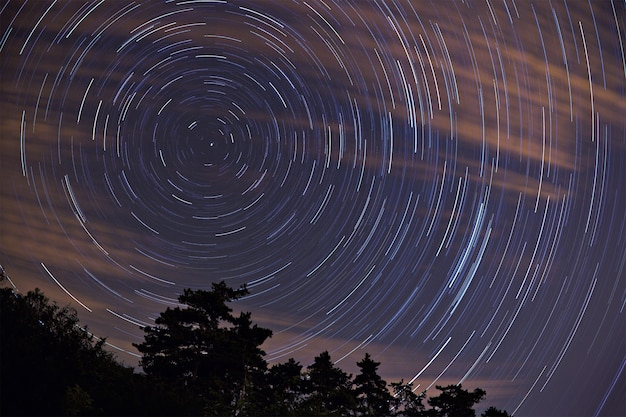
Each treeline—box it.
[1,271,509,416]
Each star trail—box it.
[1,1,624,415]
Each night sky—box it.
[1,1,624,415]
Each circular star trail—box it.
[1,1,624,415]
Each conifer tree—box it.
[353,353,394,416]
[133,281,272,415]
[427,384,486,417]
[301,350,356,416]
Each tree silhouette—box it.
[2,269,511,416]
[133,281,272,415]
[481,406,511,417]
[390,379,427,416]
[256,358,305,416]
[301,350,357,416]
[427,384,486,417]
[2,272,153,415]
[353,352,395,416]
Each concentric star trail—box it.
[1,1,624,415]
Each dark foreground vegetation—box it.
[1,269,509,416]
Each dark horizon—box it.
[1,1,624,416]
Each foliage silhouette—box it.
[2,271,510,416]
[133,281,272,416]
[481,406,511,417]
[354,352,395,416]
[255,357,305,416]
[390,379,427,416]
[300,350,357,416]
[426,384,486,417]
[0,270,199,416]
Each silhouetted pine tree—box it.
[353,352,395,416]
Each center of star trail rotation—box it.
[1,1,624,416]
